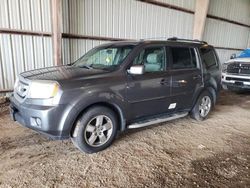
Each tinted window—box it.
[171,47,197,69]
[133,47,166,72]
[200,47,217,69]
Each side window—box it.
[200,47,218,69]
[132,47,166,72]
[171,47,197,69]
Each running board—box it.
[127,112,188,129]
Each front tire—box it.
[71,106,118,153]
[191,90,213,121]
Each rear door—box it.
[169,46,203,111]
[126,45,172,119]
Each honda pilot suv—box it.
[10,38,221,153]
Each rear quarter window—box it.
[200,47,218,70]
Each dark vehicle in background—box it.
[10,38,221,153]
[222,49,250,92]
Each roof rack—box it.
[140,37,168,41]
[167,37,207,44]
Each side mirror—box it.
[127,65,145,75]
[230,54,236,59]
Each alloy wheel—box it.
[199,96,211,118]
[84,115,113,147]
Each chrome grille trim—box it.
[14,76,31,102]
[227,62,250,75]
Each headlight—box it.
[222,63,228,73]
[14,77,19,90]
[27,81,60,99]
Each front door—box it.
[126,46,171,119]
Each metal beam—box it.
[62,33,129,41]
[0,28,51,37]
[137,0,194,14]
[0,89,13,94]
[51,0,62,66]
[207,14,250,28]
[193,0,210,40]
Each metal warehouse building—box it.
[0,0,250,93]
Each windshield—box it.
[73,45,134,70]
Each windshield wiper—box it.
[78,64,93,69]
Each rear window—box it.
[170,47,197,69]
[200,47,218,69]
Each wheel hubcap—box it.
[199,96,211,118]
[84,115,113,147]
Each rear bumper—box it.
[222,73,250,90]
[9,95,76,140]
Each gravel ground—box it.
[0,91,249,188]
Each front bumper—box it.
[9,95,76,140]
[222,73,250,90]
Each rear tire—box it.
[191,90,213,121]
[71,106,118,153]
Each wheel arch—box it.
[191,84,218,110]
[206,86,217,105]
[69,101,126,137]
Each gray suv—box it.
[10,38,221,153]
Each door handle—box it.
[177,79,187,84]
[160,79,169,85]
[193,75,202,80]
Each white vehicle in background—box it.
[222,49,250,92]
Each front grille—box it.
[15,80,29,98]
[226,77,250,82]
[227,62,250,75]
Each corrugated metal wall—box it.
[208,0,250,25]
[0,0,53,91]
[1,0,250,92]
[62,0,194,64]
[205,0,250,63]
[203,18,249,63]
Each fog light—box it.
[36,118,42,127]
[30,117,42,128]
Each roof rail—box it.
[140,37,168,41]
[167,37,207,44]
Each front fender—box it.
[59,89,128,136]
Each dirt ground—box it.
[0,91,249,188]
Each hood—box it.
[20,65,109,81]
[226,58,250,64]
